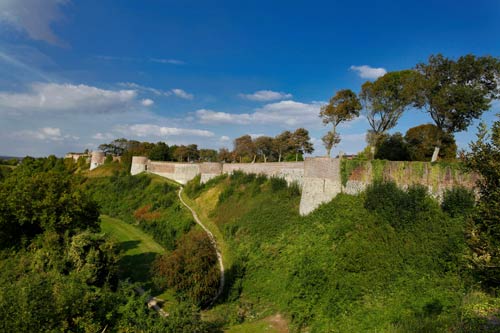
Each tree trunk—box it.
[295,152,298,162]
[278,152,282,162]
[431,147,440,162]
[252,155,256,163]
[326,148,331,157]
[263,155,267,163]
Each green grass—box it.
[225,319,281,333]
[184,173,483,332]
[101,215,165,285]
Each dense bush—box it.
[441,187,476,217]
[153,230,220,307]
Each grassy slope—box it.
[186,173,500,333]
[101,215,164,284]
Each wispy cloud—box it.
[141,98,154,106]
[150,58,185,65]
[13,127,78,141]
[0,83,138,114]
[0,0,69,46]
[97,56,185,65]
[118,83,193,100]
[350,65,387,79]
[196,100,322,126]
[115,124,214,138]
[171,88,194,100]
[239,90,292,102]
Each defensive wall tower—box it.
[131,156,149,175]
[90,151,106,170]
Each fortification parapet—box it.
[90,151,106,170]
[299,157,342,216]
[131,156,148,175]
[199,162,223,183]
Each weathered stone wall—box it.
[130,156,148,175]
[222,162,304,185]
[299,158,342,215]
[128,156,478,215]
[341,160,478,199]
[147,161,201,185]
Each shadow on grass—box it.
[119,252,159,290]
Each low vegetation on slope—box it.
[185,171,499,332]
[84,170,194,251]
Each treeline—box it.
[321,54,500,160]
[0,157,218,332]
[97,127,314,165]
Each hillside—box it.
[183,172,500,332]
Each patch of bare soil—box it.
[265,314,289,333]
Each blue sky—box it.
[0,0,499,157]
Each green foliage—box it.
[414,54,500,134]
[340,158,367,186]
[441,187,476,218]
[405,124,457,161]
[375,132,410,161]
[190,172,473,332]
[153,230,220,307]
[464,118,500,287]
[85,173,194,250]
[0,166,99,248]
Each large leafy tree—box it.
[404,124,457,161]
[320,89,361,157]
[464,118,500,286]
[233,134,256,163]
[273,130,293,162]
[254,136,274,162]
[415,54,500,134]
[291,128,314,161]
[148,142,170,161]
[360,70,419,145]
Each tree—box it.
[273,131,292,162]
[199,149,218,162]
[149,142,170,161]
[291,128,314,161]
[320,89,361,156]
[153,231,220,306]
[322,131,340,158]
[217,148,232,162]
[374,132,410,161]
[404,124,457,161]
[360,70,419,146]
[464,118,500,286]
[415,54,500,134]
[254,136,274,162]
[233,135,256,163]
[98,138,130,156]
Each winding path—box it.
[178,187,225,304]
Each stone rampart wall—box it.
[128,157,478,215]
[341,160,478,199]
[222,162,304,185]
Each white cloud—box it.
[0,0,69,46]
[0,83,138,113]
[119,82,165,96]
[220,135,230,142]
[239,90,292,102]
[350,65,387,79]
[150,58,185,65]
[92,132,114,141]
[141,98,154,106]
[115,124,214,138]
[196,100,322,126]
[14,127,78,141]
[171,88,194,100]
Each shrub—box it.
[441,187,476,217]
